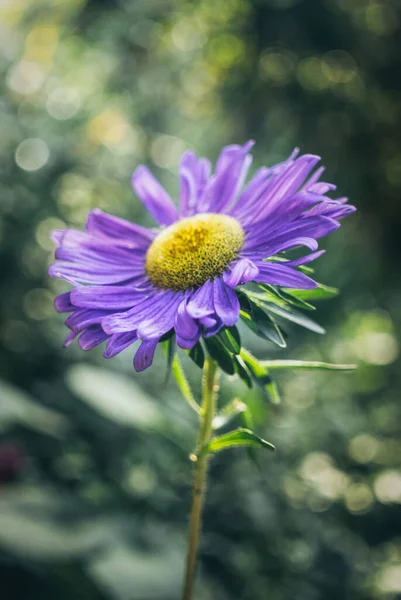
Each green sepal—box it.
[188,342,205,369]
[204,337,236,375]
[217,325,241,355]
[201,428,275,456]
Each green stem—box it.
[181,357,219,600]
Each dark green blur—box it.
[0,0,400,598]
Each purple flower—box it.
[49,141,355,371]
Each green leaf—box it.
[263,303,325,335]
[203,428,275,455]
[259,360,357,371]
[213,398,247,430]
[233,355,253,388]
[217,326,241,355]
[159,328,175,342]
[188,342,205,369]
[240,348,281,404]
[239,293,287,348]
[171,355,201,414]
[204,337,236,375]
[259,284,316,311]
[288,283,339,301]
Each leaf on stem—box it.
[188,342,205,369]
[202,428,275,455]
[259,360,357,371]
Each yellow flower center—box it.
[145,213,244,291]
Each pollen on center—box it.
[145,213,244,291]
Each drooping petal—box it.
[55,292,74,313]
[134,339,159,372]
[102,291,173,334]
[175,299,201,342]
[213,278,240,326]
[137,293,183,340]
[78,325,109,350]
[223,258,259,288]
[186,280,215,319]
[131,166,178,226]
[65,308,112,333]
[255,263,318,289]
[104,332,138,359]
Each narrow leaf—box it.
[240,348,281,404]
[188,342,205,369]
[163,334,176,384]
[217,326,241,355]
[203,428,275,455]
[259,360,357,371]
[233,355,253,388]
[204,337,236,375]
[239,293,287,348]
[264,303,325,335]
[288,283,339,301]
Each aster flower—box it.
[49,141,355,372]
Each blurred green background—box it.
[1,0,401,599]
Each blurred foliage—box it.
[0,0,401,598]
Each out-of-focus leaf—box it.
[0,380,69,436]
[66,365,162,429]
[213,398,247,430]
[204,337,236,375]
[217,326,241,355]
[203,428,275,455]
[188,342,205,369]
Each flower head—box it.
[50,141,355,371]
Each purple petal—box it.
[179,150,211,216]
[213,278,240,326]
[102,291,173,334]
[176,331,201,350]
[137,293,183,340]
[133,339,159,372]
[104,332,138,358]
[203,317,224,338]
[64,330,77,348]
[223,258,259,288]
[55,292,74,313]
[49,262,138,285]
[86,209,155,247]
[175,299,201,341]
[70,285,149,310]
[131,166,178,226]
[198,141,254,213]
[255,263,318,289]
[286,250,325,267]
[78,325,109,350]
[186,280,215,319]
[65,309,112,333]
[242,236,319,261]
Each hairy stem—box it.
[181,357,219,600]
